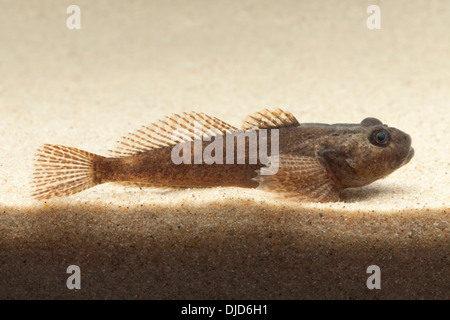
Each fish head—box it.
[319,117,414,188]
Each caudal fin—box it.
[32,144,104,199]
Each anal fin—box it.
[112,181,187,189]
[255,154,339,202]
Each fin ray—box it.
[242,108,300,130]
[32,144,104,199]
[109,111,237,157]
[256,154,339,202]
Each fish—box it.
[32,109,414,202]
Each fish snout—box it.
[403,147,414,165]
[398,132,413,166]
[403,132,413,163]
[390,129,414,168]
[404,132,412,147]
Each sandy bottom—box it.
[1,191,448,299]
[0,1,448,299]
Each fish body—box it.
[33,109,414,202]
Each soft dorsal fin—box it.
[109,111,237,157]
[241,108,300,130]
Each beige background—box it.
[0,0,448,299]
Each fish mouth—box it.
[403,147,414,165]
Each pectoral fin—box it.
[255,154,339,202]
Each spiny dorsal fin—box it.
[109,111,237,157]
[255,154,339,202]
[241,108,300,130]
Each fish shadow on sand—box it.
[0,198,446,299]
[339,184,405,203]
[91,184,409,204]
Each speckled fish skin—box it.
[277,119,414,189]
[32,109,414,202]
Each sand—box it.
[0,0,448,299]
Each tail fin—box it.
[32,144,104,199]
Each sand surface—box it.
[0,0,448,299]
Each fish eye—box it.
[370,129,390,146]
[376,132,386,142]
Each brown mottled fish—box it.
[32,109,414,202]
